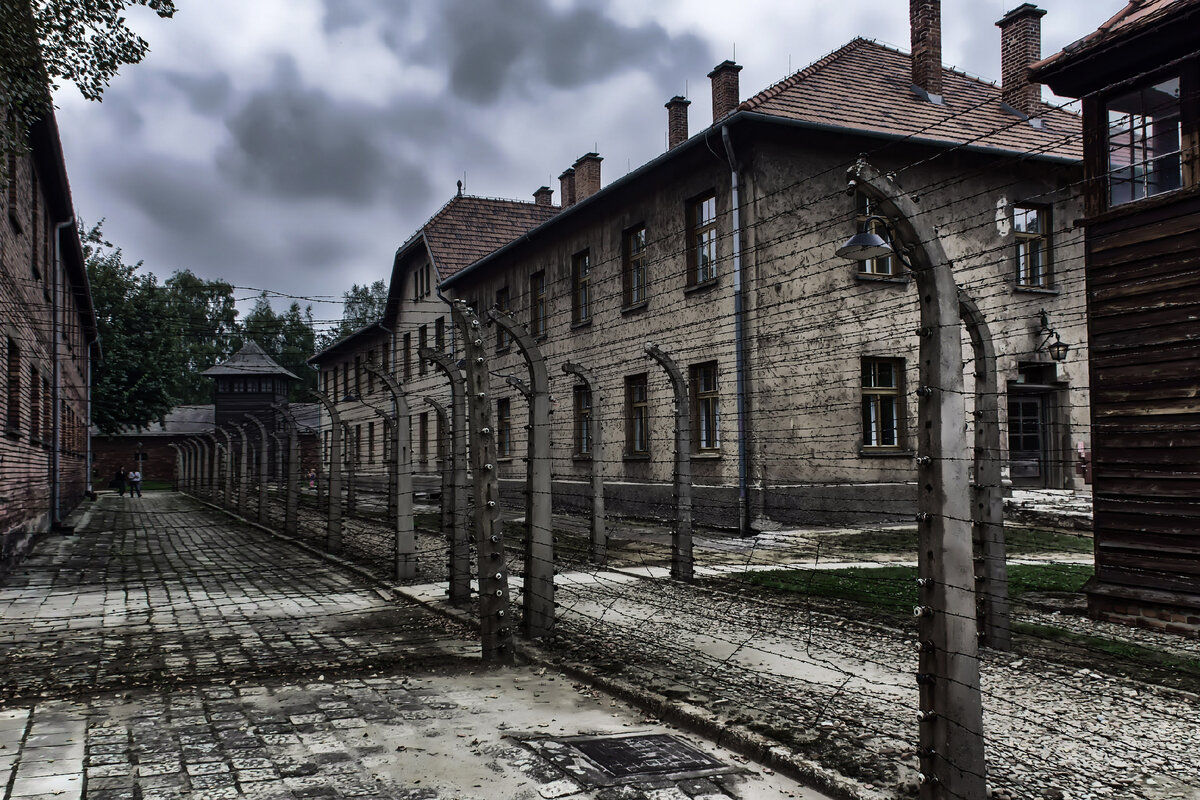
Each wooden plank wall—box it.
[1087,191,1200,600]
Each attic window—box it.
[1106,75,1182,207]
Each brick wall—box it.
[910,0,943,95]
[998,4,1046,118]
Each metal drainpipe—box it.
[52,219,73,526]
[720,126,750,537]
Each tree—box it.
[85,223,184,434]
[334,280,387,340]
[1,0,175,162]
[164,269,239,405]
[241,292,319,402]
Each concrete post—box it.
[273,403,301,537]
[204,433,220,502]
[422,350,471,606]
[848,160,986,800]
[216,427,234,510]
[562,362,606,563]
[425,396,457,586]
[363,362,417,581]
[447,299,515,662]
[236,424,251,518]
[168,443,183,492]
[645,343,693,581]
[342,421,357,518]
[958,289,1011,651]
[489,310,554,639]
[245,414,270,526]
[311,391,344,554]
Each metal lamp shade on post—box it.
[835,230,894,262]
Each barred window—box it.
[418,326,428,375]
[496,399,512,458]
[573,384,592,456]
[572,250,591,324]
[403,333,412,379]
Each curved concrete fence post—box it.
[958,289,1010,652]
[489,309,554,639]
[273,403,301,537]
[562,361,606,564]
[215,427,234,510]
[847,159,985,800]
[363,361,416,581]
[645,343,693,582]
[245,414,270,526]
[311,391,344,554]
[447,298,515,662]
[422,349,471,606]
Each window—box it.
[530,271,547,338]
[418,325,428,375]
[572,250,591,324]
[323,430,330,463]
[403,332,412,379]
[625,373,650,456]
[29,366,40,441]
[419,412,429,463]
[435,316,445,352]
[367,350,376,394]
[6,337,20,433]
[573,384,592,456]
[354,355,362,396]
[436,413,446,463]
[354,424,362,464]
[861,358,904,450]
[623,225,648,307]
[496,399,512,457]
[414,263,431,300]
[687,192,718,285]
[855,193,894,276]
[1014,206,1051,288]
[495,286,511,351]
[690,361,720,452]
[1107,75,1183,207]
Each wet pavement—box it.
[0,493,829,800]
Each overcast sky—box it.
[52,0,1114,328]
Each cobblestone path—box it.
[0,494,826,800]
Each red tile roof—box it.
[417,195,561,281]
[741,38,1081,161]
[1031,0,1200,72]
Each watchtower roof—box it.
[202,340,299,380]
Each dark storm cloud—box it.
[163,71,234,115]
[321,0,713,104]
[428,0,713,103]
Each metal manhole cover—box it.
[520,733,736,787]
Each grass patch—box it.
[740,563,1094,613]
[1014,621,1200,684]
[830,526,1091,556]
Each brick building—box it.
[1,109,99,569]
[315,1,1091,530]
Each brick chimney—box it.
[910,0,943,99]
[708,60,742,122]
[573,153,603,202]
[996,4,1047,119]
[666,96,691,149]
[533,186,553,206]
[559,168,576,208]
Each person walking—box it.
[128,468,142,498]
[112,468,127,497]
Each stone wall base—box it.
[1086,580,1200,639]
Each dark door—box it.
[1008,393,1046,485]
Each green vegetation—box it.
[1015,622,1200,684]
[739,563,1094,613]
[828,526,1091,557]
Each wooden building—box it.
[1032,0,1200,634]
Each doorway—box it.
[1007,364,1068,488]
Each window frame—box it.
[496,398,512,458]
[573,384,592,457]
[529,271,547,339]
[1105,73,1185,208]
[1014,205,1053,289]
[571,249,591,325]
[625,373,650,457]
[623,224,648,309]
[854,192,896,277]
[418,325,428,375]
[690,361,720,453]
[402,332,412,380]
[861,357,906,452]
[495,286,511,351]
[686,192,718,286]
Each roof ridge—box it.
[741,37,872,111]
